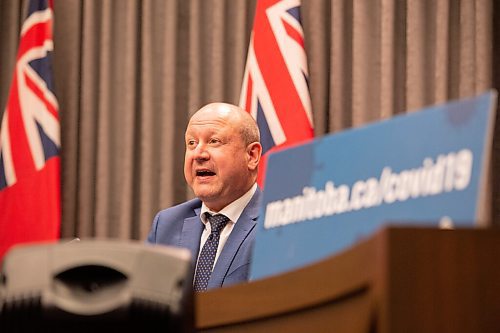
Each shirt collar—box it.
[200,183,257,225]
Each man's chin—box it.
[193,186,219,202]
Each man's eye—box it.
[209,138,220,144]
[187,140,197,146]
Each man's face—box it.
[184,107,254,211]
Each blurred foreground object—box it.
[0,240,194,332]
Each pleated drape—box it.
[0,0,497,242]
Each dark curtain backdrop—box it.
[0,0,498,242]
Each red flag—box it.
[240,0,314,187]
[0,0,60,259]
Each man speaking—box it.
[147,102,262,291]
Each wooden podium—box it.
[195,227,500,333]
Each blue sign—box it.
[250,91,497,280]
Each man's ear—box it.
[247,142,262,171]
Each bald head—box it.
[190,102,260,146]
[184,102,262,211]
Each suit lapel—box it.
[179,207,203,262]
[208,189,261,289]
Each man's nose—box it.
[193,143,209,160]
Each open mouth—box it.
[196,169,216,177]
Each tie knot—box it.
[206,213,229,234]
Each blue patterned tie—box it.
[193,213,230,292]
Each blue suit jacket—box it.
[147,189,262,290]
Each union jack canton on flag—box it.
[240,0,314,187]
[0,0,61,259]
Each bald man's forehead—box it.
[190,108,233,125]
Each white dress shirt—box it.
[198,183,257,270]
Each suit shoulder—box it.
[156,197,202,220]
